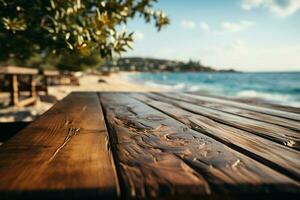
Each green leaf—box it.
[66,41,74,50]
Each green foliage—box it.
[56,52,104,71]
[0,51,105,71]
[0,0,169,66]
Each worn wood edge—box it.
[132,93,300,182]
[97,92,122,199]
[155,92,300,132]
[96,92,121,199]
[182,93,300,122]
[98,92,131,200]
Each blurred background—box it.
[0,0,299,127]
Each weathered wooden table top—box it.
[0,92,299,199]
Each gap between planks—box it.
[155,92,300,132]
[129,92,300,182]
[149,93,300,151]
[100,92,300,199]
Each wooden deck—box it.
[0,92,299,199]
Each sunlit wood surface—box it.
[0,92,299,199]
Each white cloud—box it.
[180,20,196,29]
[199,22,210,32]
[133,31,144,41]
[220,21,255,32]
[199,40,300,71]
[241,0,265,10]
[199,21,255,34]
[270,0,300,16]
[241,0,300,17]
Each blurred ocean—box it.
[126,72,300,107]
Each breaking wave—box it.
[125,72,300,107]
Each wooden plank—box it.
[0,66,38,75]
[193,94,300,114]
[132,93,300,181]
[157,93,300,132]
[183,93,300,121]
[100,93,210,199]
[145,93,300,151]
[226,96,300,114]
[100,92,299,199]
[0,92,119,199]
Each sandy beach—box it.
[0,72,163,122]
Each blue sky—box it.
[123,0,300,71]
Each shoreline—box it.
[1,72,299,122]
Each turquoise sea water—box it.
[126,72,300,107]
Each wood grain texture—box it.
[132,93,300,181]
[100,92,300,199]
[100,93,210,199]
[146,93,300,151]
[183,93,300,121]
[0,92,119,199]
[224,96,300,114]
[157,93,300,132]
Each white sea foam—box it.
[237,90,290,100]
[125,73,300,108]
[189,85,200,92]
[144,80,221,95]
[144,81,186,90]
[187,84,220,93]
[173,83,186,90]
[237,90,300,107]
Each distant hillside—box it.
[104,57,235,72]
